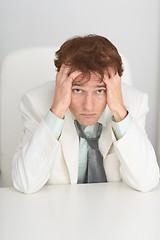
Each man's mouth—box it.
[80,113,97,117]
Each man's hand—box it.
[51,64,82,119]
[103,69,127,122]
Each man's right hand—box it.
[50,64,82,119]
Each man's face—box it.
[69,72,107,126]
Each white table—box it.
[0,182,160,240]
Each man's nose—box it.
[83,94,94,111]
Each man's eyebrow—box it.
[72,83,106,88]
[95,84,106,88]
[72,83,83,87]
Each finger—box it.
[107,67,116,78]
[103,72,110,84]
[104,69,109,78]
[68,70,83,83]
[59,64,71,79]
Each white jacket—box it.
[12,80,160,193]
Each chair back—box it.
[0,47,132,187]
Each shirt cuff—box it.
[44,110,64,139]
[111,112,133,140]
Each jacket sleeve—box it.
[12,92,61,194]
[113,93,160,192]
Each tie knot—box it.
[74,120,102,150]
[83,125,95,138]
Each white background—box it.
[0,0,160,153]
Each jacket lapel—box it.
[99,124,112,158]
[60,110,79,184]
[99,107,113,158]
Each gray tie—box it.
[74,120,107,183]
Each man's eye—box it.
[97,89,104,93]
[74,89,82,93]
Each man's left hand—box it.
[103,69,127,122]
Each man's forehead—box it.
[73,72,104,86]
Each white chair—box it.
[158,110,160,165]
[0,47,58,187]
[0,48,132,187]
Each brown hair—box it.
[54,34,123,79]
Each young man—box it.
[12,35,159,193]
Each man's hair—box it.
[54,34,123,79]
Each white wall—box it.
[0,0,160,151]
